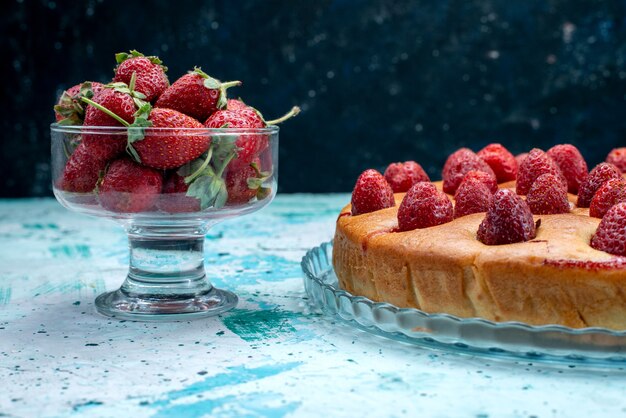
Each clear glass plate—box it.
[301,241,626,368]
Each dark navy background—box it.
[3,0,626,196]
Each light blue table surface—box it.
[1,195,625,418]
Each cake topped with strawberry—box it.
[333,143,626,330]
[53,49,299,214]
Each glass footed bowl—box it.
[51,124,279,321]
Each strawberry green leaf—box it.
[256,186,272,200]
[186,176,213,209]
[192,67,210,79]
[246,161,272,190]
[56,91,74,107]
[249,161,270,177]
[79,81,95,99]
[57,115,82,126]
[246,169,272,190]
[126,105,153,162]
[181,145,233,209]
[127,117,152,144]
[145,55,163,66]
[247,177,264,190]
[105,77,147,107]
[203,77,222,90]
[54,82,97,124]
[105,82,132,95]
[54,104,75,117]
[208,176,222,197]
[185,176,227,210]
[133,102,152,120]
[215,182,228,208]
[132,97,147,109]
[210,136,239,176]
[115,51,135,64]
[128,116,152,130]
[115,52,129,63]
[115,50,167,70]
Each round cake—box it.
[332,145,626,330]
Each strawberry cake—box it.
[333,144,626,330]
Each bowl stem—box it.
[95,223,238,321]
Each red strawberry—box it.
[577,163,623,208]
[155,68,241,122]
[478,189,536,245]
[129,108,209,170]
[224,158,271,205]
[515,152,528,167]
[226,99,250,111]
[54,81,105,124]
[589,178,626,218]
[546,144,588,194]
[351,169,395,215]
[205,108,264,128]
[606,147,626,173]
[383,161,430,192]
[526,173,570,215]
[98,158,163,213]
[442,148,496,194]
[398,182,453,230]
[113,50,169,102]
[226,163,257,205]
[205,108,265,165]
[157,171,201,213]
[82,87,139,160]
[477,143,517,183]
[516,148,567,195]
[453,178,493,219]
[461,170,498,194]
[590,202,626,256]
[58,143,107,193]
[205,106,300,165]
[83,88,137,127]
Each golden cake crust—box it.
[332,180,626,330]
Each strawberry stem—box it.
[220,81,242,89]
[265,106,301,126]
[128,72,137,92]
[80,97,130,127]
[216,81,242,109]
[184,148,214,184]
[216,152,236,177]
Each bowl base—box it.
[94,286,238,321]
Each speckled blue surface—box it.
[1,195,626,417]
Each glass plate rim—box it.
[303,241,626,336]
[301,241,626,367]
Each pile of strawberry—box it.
[54,50,299,213]
[349,143,626,256]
